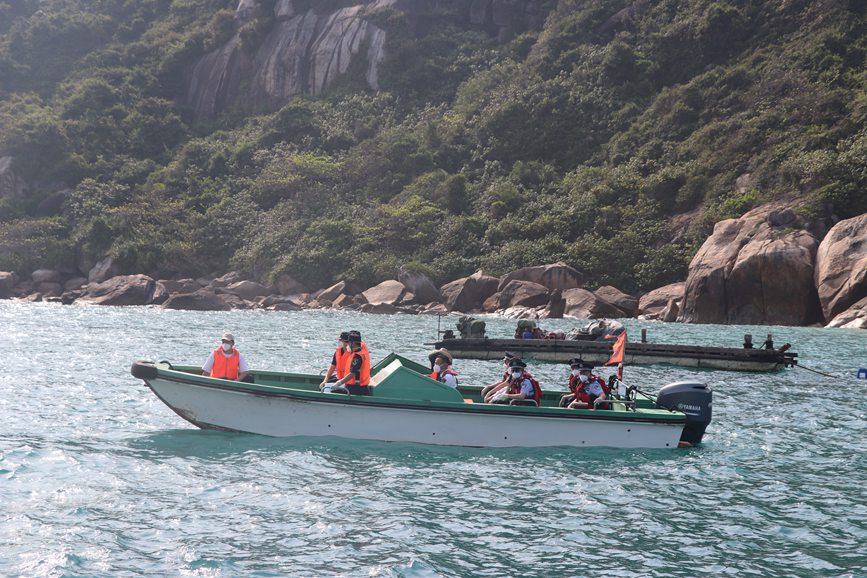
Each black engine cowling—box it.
[656,381,713,446]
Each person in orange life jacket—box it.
[428,348,458,388]
[487,359,541,405]
[567,360,609,409]
[202,332,250,382]
[348,329,369,355]
[331,333,372,396]
[481,351,517,399]
[320,331,350,390]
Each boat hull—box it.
[144,376,686,449]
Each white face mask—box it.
[579,374,589,383]
[571,369,581,377]
[511,370,523,379]
[222,343,232,352]
[433,364,442,373]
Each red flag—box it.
[605,331,626,366]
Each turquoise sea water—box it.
[1,301,866,577]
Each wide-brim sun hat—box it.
[428,347,453,365]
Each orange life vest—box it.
[211,347,240,380]
[334,346,348,379]
[430,368,458,384]
[342,348,371,386]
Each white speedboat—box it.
[131,354,712,449]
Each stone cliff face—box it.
[678,207,822,326]
[186,0,550,119]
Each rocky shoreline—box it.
[1,211,864,329]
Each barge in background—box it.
[432,331,797,372]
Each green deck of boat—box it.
[160,353,682,422]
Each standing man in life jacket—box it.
[428,348,459,388]
[567,361,609,409]
[320,331,350,390]
[486,359,542,406]
[202,332,250,382]
[331,333,372,395]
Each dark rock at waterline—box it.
[80,274,158,306]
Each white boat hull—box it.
[146,377,687,449]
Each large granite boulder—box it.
[162,289,232,311]
[440,270,499,311]
[562,288,625,319]
[638,282,685,317]
[825,296,867,329]
[398,266,441,304]
[497,280,549,309]
[814,214,867,322]
[88,257,119,284]
[362,280,407,305]
[498,262,582,292]
[594,286,638,317]
[679,213,821,325]
[187,3,388,119]
[0,271,18,299]
[317,281,347,302]
[224,280,272,300]
[187,0,551,119]
[32,269,61,284]
[81,275,157,306]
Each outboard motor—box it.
[656,381,713,446]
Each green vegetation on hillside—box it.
[1,0,864,293]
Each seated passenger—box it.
[521,327,535,339]
[559,357,584,407]
[202,332,251,382]
[320,331,349,390]
[481,351,516,398]
[567,361,609,409]
[330,333,372,396]
[428,348,459,388]
[486,359,542,406]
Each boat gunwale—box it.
[142,364,688,425]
